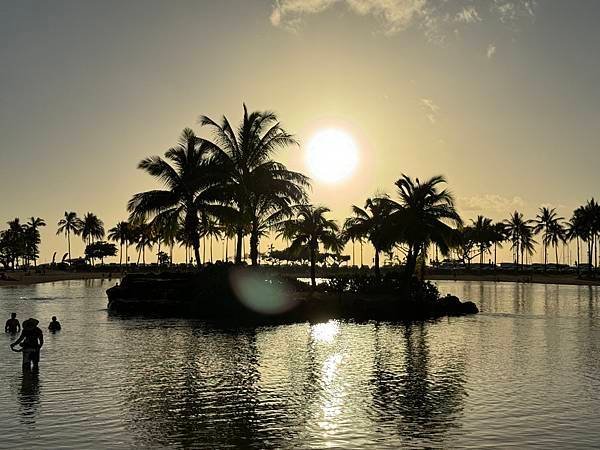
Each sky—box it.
[1,0,599,265]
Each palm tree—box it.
[199,104,309,265]
[491,222,507,267]
[343,197,394,279]
[277,205,340,287]
[151,214,180,265]
[385,174,462,278]
[569,200,600,274]
[131,220,154,265]
[520,224,537,266]
[128,128,223,268]
[108,221,130,267]
[533,207,564,270]
[56,212,82,264]
[202,215,222,263]
[504,211,525,267]
[541,220,566,266]
[504,211,537,269]
[471,215,494,265]
[82,213,105,246]
[25,217,46,267]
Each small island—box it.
[106,265,478,324]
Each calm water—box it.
[1,279,600,449]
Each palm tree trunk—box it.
[374,249,381,279]
[310,244,317,288]
[119,243,123,267]
[360,241,363,267]
[576,236,580,274]
[67,230,71,265]
[210,236,213,263]
[352,240,355,267]
[193,240,201,268]
[250,223,260,265]
[235,229,243,264]
[225,237,229,262]
[555,244,559,265]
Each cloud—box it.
[420,98,439,124]
[487,43,496,58]
[455,6,481,24]
[458,194,526,213]
[270,1,536,39]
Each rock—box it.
[461,301,479,314]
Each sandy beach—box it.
[0,271,120,287]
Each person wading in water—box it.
[5,313,20,334]
[10,318,44,370]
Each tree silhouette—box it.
[128,128,223,268]
[199,104,309,265]
[386,174,462,278]
[277,205,341,287]
[56,211,83,264]
[344,197,394,279]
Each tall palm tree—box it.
[128,128,223,268]
[25,217,45,267]
[82,212,105,246]
[108,221,130,267]
[56,212,82,264]
[343,197,394,279]
[132,220,154,265]
[471,215,494,265]
[546,220,566,266]
[385,174,462,278]
[520,225,537,266]
[504,211,537,269]
[202,215,222,263]
[277,205,340,287]
[533,207,563,270]
[491,222,507,267]
[199,104,309,265]
[504,211,526,267]
[579,199,600,271]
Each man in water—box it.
[10,318,44,370]
[48,316,61,332]
[5,313,20,334]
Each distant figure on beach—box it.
[48,316,61,332]
[11,318,44,370]
[5,313,20,334]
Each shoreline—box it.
[0,271,120,287]
[1,269,599,288]
[425,272,600,286]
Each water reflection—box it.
[371,323,466,445]
[3,279,600,448]
[17,368,40,425]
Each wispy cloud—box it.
[459,194,526,213]
[420,98,440,124]
[455,6,481,24]
[270,1,536,39]
[487,43,496,58]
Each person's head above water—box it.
[11,313,16,319]
[51,316,57,321]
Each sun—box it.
[306,128,359,183]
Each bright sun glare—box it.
[306,128,359,183]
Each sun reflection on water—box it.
[311,320,340,344]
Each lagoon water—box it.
[1,279,600,448]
